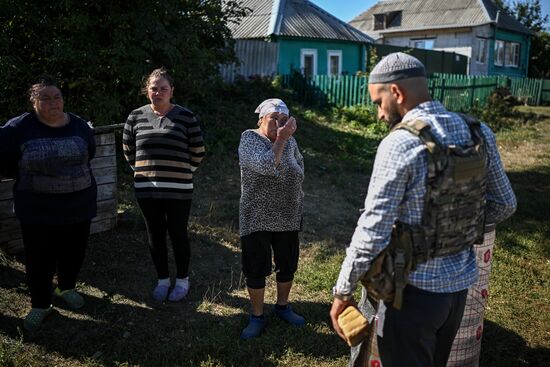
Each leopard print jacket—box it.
[238,129,304,237]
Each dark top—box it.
[0,112,97,224]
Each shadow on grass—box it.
[1,293,346,366]
[0,258,26,291]
[0,222,349,366]
[497,167,550,259]
[480,319,550,366]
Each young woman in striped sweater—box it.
[123,68,205,302]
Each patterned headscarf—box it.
[254,98,289,119]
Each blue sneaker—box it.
[54,288,84,309]
[152,284,170,301]
[240,315,266,340]
[274,305,305,326]
[168,283,189,302]
[24,306,53,331]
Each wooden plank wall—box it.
[0,178,20,254]
[90,132,118,235]
[0,131,118,254]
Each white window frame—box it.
[327,50,342,76]
[507,42,520,67]
[494,40,505,66]
[300,48,318,77]
[494,40,521,68]
[475,37,487,64]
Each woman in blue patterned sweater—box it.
[0,76,97,331]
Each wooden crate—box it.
[0,127,120,254]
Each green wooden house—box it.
[221,0,374,81]
[350,0,534,77]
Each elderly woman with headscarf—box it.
[238,98,305,340]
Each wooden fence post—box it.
[470,77,476,109]
[536,79,544,106]
[440,78,446,105]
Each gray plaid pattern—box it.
[336,101,516,295]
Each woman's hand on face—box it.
[277,117,297,140]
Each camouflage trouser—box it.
[349,287,380,367]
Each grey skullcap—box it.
[368,52,426,84]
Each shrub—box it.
[470,87,519,131]
[331,105,387,136]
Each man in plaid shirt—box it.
[330,53,516,367]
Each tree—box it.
[0,0,247,124]
[507,0,548,32]
[529,31,550,78]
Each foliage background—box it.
[0,0,247,124]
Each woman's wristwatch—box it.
[332,286,353,301]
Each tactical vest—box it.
[362,114,488,309]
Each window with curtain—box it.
[494,40,505,66]
[476,38,487,64]
[494,40,520,67]
[327,50,342,76]
[300,49,317,77]
[507,42,520,67]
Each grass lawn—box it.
[1,102,549,367]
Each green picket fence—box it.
[543,79,550,104]
[281,74,370,107]
[429,74,499,111]
[281,73,550,110]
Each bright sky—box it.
[311,0,377,22]
[311,0,550,28]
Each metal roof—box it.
[226,0,274,39]
[349,0,533,40]
[227,0,374,43]
[479,0,535,35]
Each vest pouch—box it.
[361,222,414,309]
[361,247,395,304]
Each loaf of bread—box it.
[337,306,369,347]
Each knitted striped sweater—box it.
[123,104,205,200]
